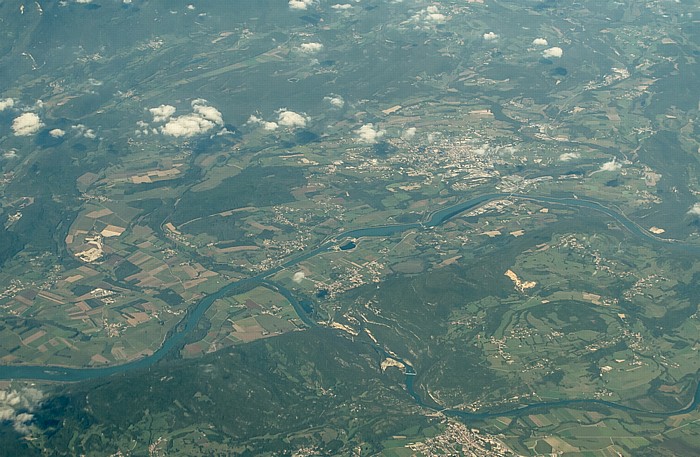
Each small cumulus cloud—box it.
[599,159,621,172]
[292,271,306,283]
[247,110,308,131]
[558,152,580,161]
[0,98,14,111]
[162,115,217,137]
[331,3,352,10]
[289,0,314,10]
[75,0,92,3]
[532,38,548,46]
[424,5,446,23]
[12,113,43,136]
[356,124,385,144]
[72,124,96,139]
[135,120,151,135]
[401,127,417,140]
[246,115,279,131]
[161,100,223,137]
[2,149,18,160]
[277,109,308,129]
[149,104,176,123]
[542,47,563,59]
[687,203,700,217]
[324,95,345,108]
[411,5,447,26]
[192,99,223,125]
[483,32,498,41]
[299,42,324,54]
[49,128,66,138]
[0,387,43,434]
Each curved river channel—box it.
[3,193,700,419]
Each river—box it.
[2,193,699,418]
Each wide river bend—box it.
[3,193,699,419]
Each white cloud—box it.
[12,113,43,136]
[324,95,345,108]
[0,98,14,111]
[192,100,223,125]
[483,32,498,41]
[426,13,446,23]
[412,5,447,25]
[401,127,417,140]
[248,109,308,131]
[75,0,92,3]
[542,47,563,59]
[532,38,548,46]
[0,388,43,434]
[299,42,324,54]
[49,128,66,138]
[2,149,17,159]
[162,115,215,137]
[277,110,308,129]
[356,124,385,144]
[332,3,352,9]
[687,203,700,217]
[135,120,150,135]
[289,0,314,10]
[558,152,580,161]
[292,271,306,283]
[149,104,176,123]
[161,100,223,138]
[425,5,446,23]
[599,159,621,172]
[246,115,278,131]
[72,124,96,139]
